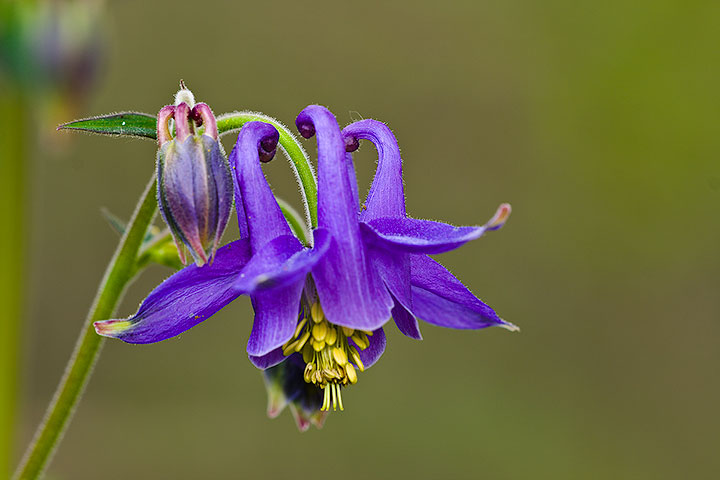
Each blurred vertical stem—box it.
[13,176,158,480]
[0,87,27,479]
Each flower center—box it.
[281,302,372,411]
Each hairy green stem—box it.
[0,87,27,479]
[276,198,310,246]
[216,112,318,229]
[13,177,158,480]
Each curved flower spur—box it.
[95,105,516,430]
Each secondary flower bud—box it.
[262,355,327,432]
[156,90,232,266]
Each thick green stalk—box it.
[216,112,318,229]
[13,176,158,480]
[0,88,26,479]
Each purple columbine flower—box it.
[95,105,515,424]
[155,89,233,266]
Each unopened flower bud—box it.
[156,87,232,266]
[262,356,327,432]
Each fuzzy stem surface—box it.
[13,176,158,480]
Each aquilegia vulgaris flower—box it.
[95,105,516,430]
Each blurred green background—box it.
[9,0,720,478]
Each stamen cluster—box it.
[282,303,372,411]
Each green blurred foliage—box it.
[14,0,720,479]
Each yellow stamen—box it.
[351,333,368,350]
[326,327,337,346]
[345,364,358,384]
[293,317,308,339]
[311,302,324,323]
[332,347,348,366]
[312,322,327,342]
[294,331,311,352]
[349,346,365,372]
[302,343,313,363]
[336,385,344,411]
[285,302,376,412]
[331,382,338,411]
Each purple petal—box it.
[361,217,486,254]
[249,347,287,369]
[234,229,330,294]
[349,327,387,369]
[342,119,405,221]
[247,280,306,357]
[367,245,420,339]
[392,300,422,340]
[296,106,393,330]
[230,121,291,252]
[94,239,251,343]
[409,254,517,330]
[345,152,361,213]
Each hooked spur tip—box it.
[296,121,315,139]
[258,129,279,163]
[259,138,278,163]
[344,135,360,153]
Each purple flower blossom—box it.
[95,105,515,422]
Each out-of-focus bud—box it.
[156,86,233,266]
[262,355,327,432]
[0,0,105,146]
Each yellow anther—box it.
[325,327,337,346]
[312,322,327,342]
[294,331,311,352]
[332,347,348,366]
[282,341,298,356]
[351,333,368,350]
[312,340,325,352]
[364,329,373,336]
[302,343,313,363]
[293,317,308,339]
[345,363,358,384]
[304,363,314,383]
[311,302,324,323]
[349,346,365,372]
[342,326,354,337]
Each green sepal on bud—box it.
[101,210,184,272]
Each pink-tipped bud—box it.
[155,89,233,266]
